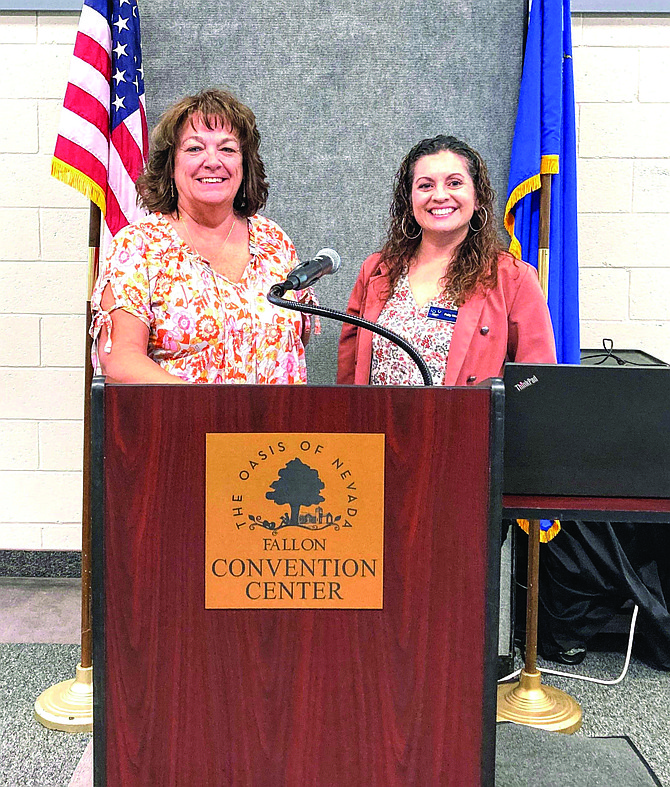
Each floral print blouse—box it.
[370,275,457,386]
[90,213,318,384]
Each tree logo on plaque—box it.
[243,457,343,533]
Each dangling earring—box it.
[236,180,247,209]
[401,215,422,240]
[469,207,488,233]
[170,180,176,203]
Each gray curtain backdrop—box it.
[141,0,525,383]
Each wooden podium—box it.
[91,379,504,786]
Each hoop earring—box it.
[469,207,488,233]
[401,215,422,240]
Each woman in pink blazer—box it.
[337,135,556,387]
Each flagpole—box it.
[497,177,582,733]
[81,202,100,670]
[537,173,551,294]
[34,202,100,733]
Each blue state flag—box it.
[504,0,580,365]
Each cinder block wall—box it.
[573,14,670,357]
[0,13,88,550]
[0,11,668,551]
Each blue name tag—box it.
[427,306,458,323]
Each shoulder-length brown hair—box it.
[380,135,508,306]
[135,88,269,218]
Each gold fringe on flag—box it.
[51,158,106,215]
[504,154,560,259]
[516,518,561,543]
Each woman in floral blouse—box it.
[91,89,316,385]
[337,135,555,387]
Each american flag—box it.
[52,0,148,249]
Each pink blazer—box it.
[337,252,557,386]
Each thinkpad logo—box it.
[514,374,539,392]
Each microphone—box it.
[279,248,341,292]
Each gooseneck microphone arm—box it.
[267,285,434,387]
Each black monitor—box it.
[503,361,670,499]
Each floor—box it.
[1,577,668,787]
[0,577,90,787]
[0,577,81,645]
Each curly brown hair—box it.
[381,135,508,306]
[135,88,269,218]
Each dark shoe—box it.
[547,647,587,666]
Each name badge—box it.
[427,306,458,323]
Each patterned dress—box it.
[90,213,318,384]
[370,275,457,386]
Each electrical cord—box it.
[498,604,639,686]
[582,338,662,367]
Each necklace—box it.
[179,213,236,266]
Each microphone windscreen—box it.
[316,248,341,273]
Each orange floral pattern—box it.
[90,213,318,384]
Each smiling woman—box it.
[411,150,477,247]
[89,88,318,385]
[337,135,556,387]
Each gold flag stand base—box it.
[497,668,582,734]
[34,663,93,733]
